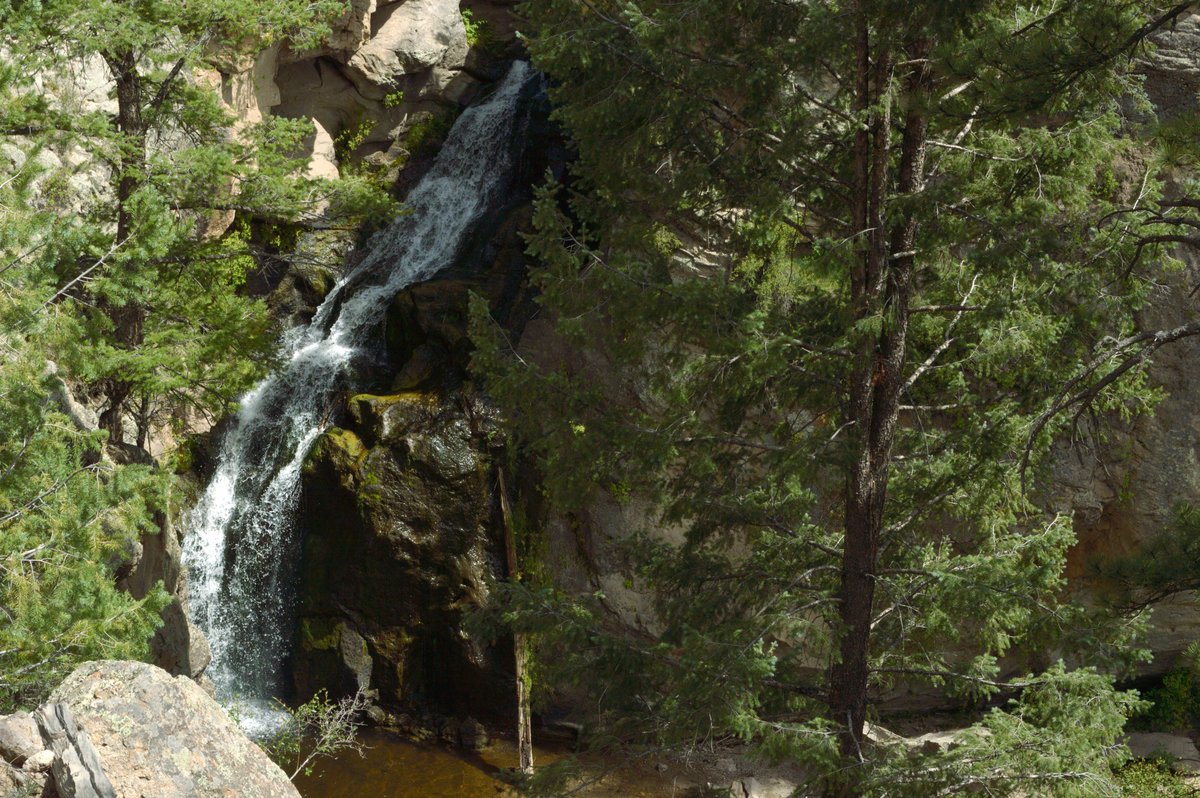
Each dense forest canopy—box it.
[473,1,1200,795]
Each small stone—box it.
[0,759,34,794]
[458,717,488,752]
[740,777,764,798]
[655,762,669,773]
[366,705,388,725]
[0,712,43,765]
[24,749,54,773]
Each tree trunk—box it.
[499,469,534,775]
[98,50,147,445]
[826,21,933,793]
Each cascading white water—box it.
[182,61,534,734]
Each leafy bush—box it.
[262,688,368,780]
[1136,643,1200,731]
[1114,758,1192,797]
[461,9,488,48]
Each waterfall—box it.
[181,61,535,734]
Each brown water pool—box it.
[294,728,740,797]
[294,730,523,797]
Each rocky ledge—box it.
[0,661,295,798]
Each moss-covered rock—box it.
[293,389,509,717]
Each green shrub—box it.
[461,9,488,48]
[262,688,368,780]
[1114,758,1192,797]
[334,117,375,164]
[404,112,453,156]
[1137,643,1200,731]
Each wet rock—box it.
[48,660,298,798]
[294,391,509,717]
[458,717,488,751]
[391,341,447,391]
[0,712,42,766]
[294,618,374,702]
[438,718,458,745]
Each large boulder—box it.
[346,0,468,89]
[293,391,512,717]
[47,661,297,798]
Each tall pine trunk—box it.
[98,50,147,444]
[826,20,933,791]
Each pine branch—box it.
[1021,319,1200,491]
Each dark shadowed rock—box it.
[293,391,511,717]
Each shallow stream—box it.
[293,730,528,797]
[292,729,700,797]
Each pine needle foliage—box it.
[0,0,397,442]
[0,0,397,709]
[0,132,168,710]
[471,1,1194,794]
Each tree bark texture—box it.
[97,50,148,444]
[826,17,933,791]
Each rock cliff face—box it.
[288,192,541,718]
[0,661,296,798]
[210,0,520,187]
[1055,16,1200,674]
[114,512,212,687]
[280,60,551,720]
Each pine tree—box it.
[473,2,1198,794]
[0,0,394,446]
[0,0,395,708]
[0,121,169,710]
